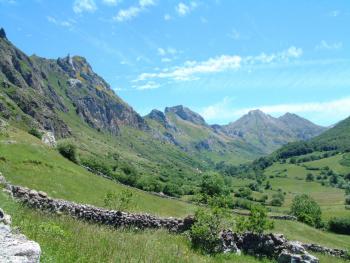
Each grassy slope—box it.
[263,155,350,219]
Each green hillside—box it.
[1,122,349,263]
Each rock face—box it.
[0,208,41,263]
[9,184,195,233]
[41,131,56,147]
[220,230,320,263]
[0,28,147,137]
[165,105,207,126]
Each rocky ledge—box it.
[0,208,41,263]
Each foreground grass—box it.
[0,192,270,263]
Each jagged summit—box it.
[0,28,6,39]
[165,105,206,126]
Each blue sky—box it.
[0,0,350,126]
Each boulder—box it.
[41,131,56,147]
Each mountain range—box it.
[0,28,328,191]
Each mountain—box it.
[218,110,326,154]
[0,30,147,137]
[146,105,263,165]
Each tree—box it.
[306,173,314,181]
[236,205,274,234]
[199,172,226,197]
[291,194,322,228]
[345,195,350,205]
[103,189,135,211]
[189,205,233,254]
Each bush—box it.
[345,195,350,205]
[199,172,227,197]
[163,183,183,197]
[270,192,285,207]
[81,158,112,177]
[28,128,43,139]
[291,194,322,228]
[57,142,78,163]
[103,189,135,211]
[235,187,252,199]
[306,173,314,181]
[328,217,350,235]
[189,206,233,254]
[236,205,274,234]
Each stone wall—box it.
[8,184,195,233]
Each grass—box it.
[0,127,196,218]
[0,192,271,263]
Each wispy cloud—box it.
[136,46,302,82]
[164,14,171,21]
[114,0,155,22]
[73,0,97,13]
[133,81,160,90]
[329,10,340,17]
[102,0,121,6]
[175,1,197,16]
[47,16,76,29]
[200,96,350,124]
[316,40,343,51]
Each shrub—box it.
[306,173,314,181]
[28,128,43,139]
[236,205,274,234]
[270,192,285,207]
[103,189,135,211]
[291,194,322,228]
[235,187,252,199]
[345,195,350,205]
[328,217,350,235]
[189,206,233,254]
[163,183,183,197]
[57,142,78,163]
[82,158,112,177]
[199,172,227,197]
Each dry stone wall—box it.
[8,184,195,233]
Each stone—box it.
[0,224,41,263]
[38,191,48,198]
[41,131,56,147]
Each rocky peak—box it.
[165,105,206,126]
[0,28,7,39]
[147,109,168,124]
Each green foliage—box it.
[39,222,70,239]
[270,192,285,207]
[81,158,112,177]
[236,205,274,234]
[57,141,79,164]
[199,172,227,197]
[235,187,252,199]
[291,194,322,228]
[103,189,135,211]
[163,182,183,197]
[306,173,314,181]
[328,217,350,235]
[345,195,350,205]
[189,205,233,254]
[28,128,42,139]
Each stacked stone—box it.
[9,185,195,233]
[220,230,319,263]
[302,243,349,259]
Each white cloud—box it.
[200,96,350,124]
[164,14,171,20]
[157,47,178,56]
[137,54,241,81]
[136,46,303,82]
[316,40,343,51]
[73,0,97,13]
[134,81,160,90]
[47,16,76,28]
[161,57,172,63]
[175,1,197,16]
[102,0,121,6]
[114,0,155,22]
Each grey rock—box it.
[41,131,56,147]
[0,223,41,263]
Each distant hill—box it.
[217,110,326,154]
